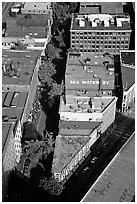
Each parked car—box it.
[91,156,97,163]
[83,166,89,173]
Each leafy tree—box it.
[39,175,64,196]
[45,42,62,60]
[22,122,39,143]
[53,29,66,48]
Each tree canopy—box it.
[39,175,64,196]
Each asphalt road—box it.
[58,112,135,202]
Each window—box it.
[101,32,104,35]
[122,32,125,35]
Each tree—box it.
[45,42,62,60]
[53,29,66,48]
[39,175,64,196]
[22,122,39,143]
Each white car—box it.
[91,157,97,163]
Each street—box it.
[58,112,135,202]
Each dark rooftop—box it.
[2,50,41,85]
[82,133,135,202]
[59,121,101,136]
[5,13,49,38]
[2,91,28,122]
[121,65,135,91]
[71,13,131,31]
[120,51,135,66]
[2,123,12,152]
[80,2,123,14]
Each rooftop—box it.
[65,52,114,91]
[120,51,135,67]
[82,133,135,202]
[80,2,123,14]
[59,121,101,136]
[121,65,135,91]
[60,96,114,114]
[52,135,90,173]
[5,11,49,38]
[22,2,51,13]
[71,13,131,31]
[2,91,28,122]
[2,50,41,85]
[2,123,12,152]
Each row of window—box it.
[71,32,130,36]
[72,40,129,45]
[72,47,128,52]
[72,36,129,41]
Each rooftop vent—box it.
[79,19,85,27]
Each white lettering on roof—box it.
[69,80,110,85]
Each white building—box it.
[120,51,135,112]
[60,96,117,134]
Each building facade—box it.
[70,13,131,54]
[120,51,135,112]
[2,120,22,200]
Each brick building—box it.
[70,13,131,53]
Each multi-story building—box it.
[2,50,41,123]
[60,96,117,134]
[70,13,131,54]
[65,52,115,103]
[52,121,101,183]
[120,50,135,112]
[2,119,22,200]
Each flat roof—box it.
[52,135,90,173]
[121,65,135,91]
[60,96,114,114]
[66,52,114,91]
[2,50,41,85]
[71,13,131,31]
[2,91,28,121]
[59,121,101,136]
[82,133,135,202]
[22,2,51,12]
[2,123,12,151]
[6,16,48,38]
[120,51,135,66]
[80,2,123,14]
